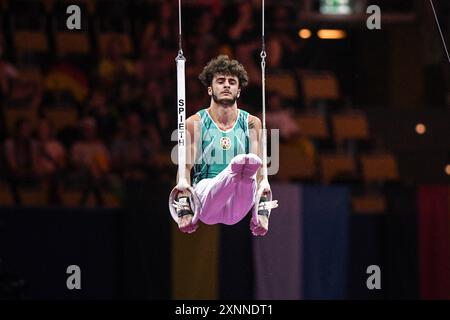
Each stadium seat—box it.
[295,113,329,139]
[14,31,48,54]
[319,153,357,183]
[44,107,79,131]
[4,108,38,135]
[266,72,298,100]
[102,191,120,208]
[352,194,386,214]
[277,145,316,180]
[55,32,90,58]
[18,184,48,207]
[50,0,95,15]
[298,70,339,105]
[361,153,399,183]
[98,32,133,57]
[0,182,14,206]
[332,112,370,142]
[62,190,98,208]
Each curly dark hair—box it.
[198,55,249,88]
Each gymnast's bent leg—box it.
[194,153,262,225]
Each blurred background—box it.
[0,0,449,299]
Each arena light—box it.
[320,0,352,15]
[317,29,347,39]
[298,29,312,39]
[415,123,426,135]
[445,164,450,176]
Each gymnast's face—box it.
[208,74,241,106]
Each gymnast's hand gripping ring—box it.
[168,183,202,226]
[252,179,278,227]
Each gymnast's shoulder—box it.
[247,114,262,130]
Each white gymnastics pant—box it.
[193,153,262,225]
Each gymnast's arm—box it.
[176,114,200,187]
[248,114,263,185]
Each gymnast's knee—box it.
[229,154,261,181]
[230,153,262,166]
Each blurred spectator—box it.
[140,80,164,121]
[187,76,205,113]
[0,37,18,100]
[4,118,38,204]
[262,92,316,161]
[84,89,118,144]
[111,112,160,181]
[139,80,175,147]
[71,117,111,205]
[228,0,258,44]
[117,79,142,117]
[34,118,66,205]
[0,36,18,140]
[263,92,300,143]
[137,19,174,90]
[71,117,110,177]
[154,103,173,150]
[192,0,223,17]
[136,39,167,84]
[6,74,43,110]
[2,51,43,111]
[186,45,211,78]
[268,6,300,68]
[188,11,218,51]
[2,34,43,115]
[235,43,261,113]
[98,36,135,90]
[139,21,158,55]
[34,117,66,174]
[185,46,218,112]
[266,37,284,69]
[44,64,88,108]
[235,43,260,83]
[158,1,177,49]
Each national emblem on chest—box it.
[220,136,232,150]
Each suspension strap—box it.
[175,0,188,191]
[169,0,202,226]
[260,0,268,181]
[429,0,450,64]
[177,0,183,57]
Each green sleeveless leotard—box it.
[192,108,250,185]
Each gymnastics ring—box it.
[252,179,278,227]
[168,184,202,225]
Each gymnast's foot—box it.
[251,194,278,236]
[174,196,198,234]
[251,215,269,236]
[251,195,270,236]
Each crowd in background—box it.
[0,0,311,206]
[2,0,447,206]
